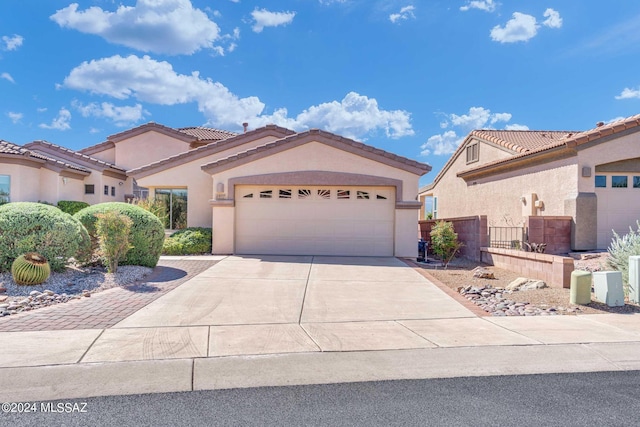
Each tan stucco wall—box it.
[0,162,42,202]
[114,131,191,170]
[136,135,287,228]
[211,205,235,254]
[428,142,578,228]
[88,147,116,164]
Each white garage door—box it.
[596,174,640,249]
[235,186,395,256]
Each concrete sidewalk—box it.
[1,255,640,402]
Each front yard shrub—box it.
[0,202,91,272]
[430,220,464,268]
[606,220,640,295]
[162,227,212,255]
[94,211,133,273]
[57,200,90,216]
[74,202,164,268]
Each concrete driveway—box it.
[94,256,476,359]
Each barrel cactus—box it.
[11,253,51,285]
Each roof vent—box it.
[596,121,605,127]
[242,122,249,133]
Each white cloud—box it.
[251,8,296,33]
[460,0,497,13]
[1,72,14,83]
[62,55,413,139]
[39,108,72,131]
[7,112,23,124]
[50,0,222,55]
[389,6,415,24]
[449,107,511,129]
[319,0,347,4]
[420,130,463,156]
[505,123,530,130]
[542,8,562,28]
[72,100,147,126]
[615,87,640,100]
[1,34,23,51]
[491,12,538,43]
[37,107,48,113]
[423,106,523,156]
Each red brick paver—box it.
[0,259,217,332]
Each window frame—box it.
[0,175,10,203]
[103,185,109,195]
[465,142,479,164]
[84,184,95,195]
[612,175,628,188]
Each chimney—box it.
[596,121,605,127]
[242,122,249,133]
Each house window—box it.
[317,189,331,199]
[279,189,291,199]
[357,191,370,200]
[612,176,628,188]
[104,185,109,195]
[298,189,312,199]
[433,196,438,219]
[376,195,387,200]
[111,186,115,197]
[84,184,95,195]
[0,175,9,203]
[466,142,479,164]
[337,190,350,199]
[595,175,606,188]
[259,190,273,199]
[634,177,640,188]
[155,188,188,230]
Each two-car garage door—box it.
[235,185,395,256]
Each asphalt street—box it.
[3,371,640,427]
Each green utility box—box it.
[570,270,592,305]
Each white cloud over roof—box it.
[251,8,296,33]
[50,0,222,55]
[1,34,23,51]
[389,6,416,24]
[39,108,72,131]
[490,12,539,43]
[62,55,414,139]
[460,0,497,13]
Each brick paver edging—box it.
[0,259,218,332]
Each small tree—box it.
[430,220,463,268]
[94,211,133,273]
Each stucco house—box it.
[1,122,430,257]
[419,114,640,251]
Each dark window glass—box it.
[612,176,628,188]
[634,177,640,188]
[111,186,115,196]
[104,185,109,195]
[85,184,95,194]
[595,176,606,188]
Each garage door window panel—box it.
[595,176,606,188]
[612,176,628,188]
[634,177,640,188]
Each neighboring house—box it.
[419,114,640,251]
[1,122,430,257]
[0,139,123,204]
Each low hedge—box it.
[57,200,90,216]
[74,202,165,268]
[163,227,212,255]
[0,202,91,272]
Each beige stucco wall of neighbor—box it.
[0,162,42,202]
[211,204,235,254]
[114,131,190,170]
[38,168,60,203]
[136,135,288,228]
[58,176,85,201]
[430,146,578,228]
[209,141,422,256]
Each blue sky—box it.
[2,0,640,185]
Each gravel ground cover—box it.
[419,253,640,315]
[0,265,152,316]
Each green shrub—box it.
[57,200,90,216]
[430,220,464,268]
[0,202,91,272]
[95,211,133,273]
[74,202,164,268]
[606,221,640,295]
[163,227,212,255]
[134,197,169,228]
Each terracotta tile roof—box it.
[0,140,29,155]
[108,122,194,143]
[1,140,90,174]
[457,114,640,179]
[177,127,238,141]
[470,130,576,153]
[25,140,126,173]
[200,129,431,175]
